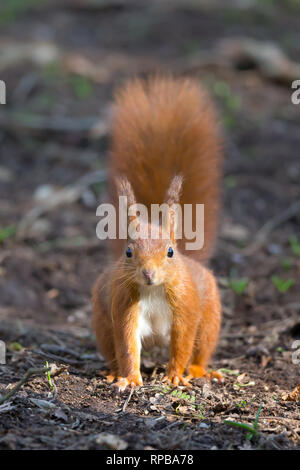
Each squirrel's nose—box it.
[142,269,154,284]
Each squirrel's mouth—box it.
[138,275,158,287]
[141,269,155,286]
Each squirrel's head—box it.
[116,175,183,287]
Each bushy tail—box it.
[109,76,223,263]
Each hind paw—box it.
[187,365,223,383]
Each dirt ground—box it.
[0,0,299,450]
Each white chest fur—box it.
[137,284,172,349]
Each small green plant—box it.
[236,400,247,409]
[45,361,54,389]
[0,0,41,25]
[171,389,195,403]
[229,276,248,295]
[8,342,24,352]
[70,76,93,100]
[213,81,241,112]
[280,258,293,270]
[170,389,205,420]
[225,404,263,441]
[234,380,255,389]
[0,225,16,243]
[224,175,237,189]
[42,62,62,79]
[272,275,295,293]
[213,80,241,113]
[217,368,240,376]
[213,80,241,129]
[196,404,205,420]
[289,235,300,256]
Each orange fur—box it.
[92,76,223,390]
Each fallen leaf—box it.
[94,432,128,450]
[29,398,56,410]
[54,408,68,422]
[0,402,15,413]
[282,385,300,402]
[261,355,272,369]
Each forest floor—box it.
[0,0,299,450]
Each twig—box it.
[33,349,82,365]
[261,416,300,422]
[48,382,58,403]
[122,388,134,412]
[150,366,158,379]
[243,199,300,256]
[0,366,50,405]
[217,37,300,84]
[41,344,82,359]
[17,169,107,239]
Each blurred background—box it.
[0,0,299,450]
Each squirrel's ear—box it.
[115,176,138,230]
[115,176,136,206]
[165,174,183,206]
[165,175,183,243]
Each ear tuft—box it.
[165,175,183,243]
[115,176,136,206]
[165,174,183,206]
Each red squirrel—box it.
[92,77,223,391]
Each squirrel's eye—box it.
[126,247,132,258]
[167,247,174,258]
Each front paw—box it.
[114,374,143,392]
[163,372,190,387]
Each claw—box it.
[106,374,116,384]
[163,373,191,387]
[114,375,143,392]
